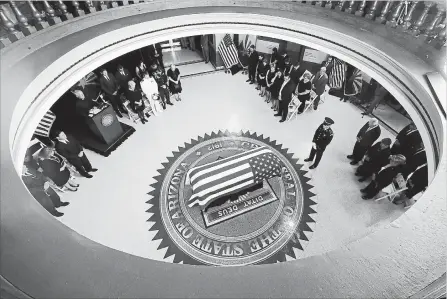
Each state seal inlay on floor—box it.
[147,131,317,266]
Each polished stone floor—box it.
[52,70,406,265]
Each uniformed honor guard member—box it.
[304,117,334,169]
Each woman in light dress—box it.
[140,72,163,116]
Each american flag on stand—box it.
[186,147,282,208]
[34,110,56,137]
[344,68,363,96]
[218,34,242,75]
[328,57,346,89]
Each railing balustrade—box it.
[0,1,445,50]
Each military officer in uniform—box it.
[304,117,334,169]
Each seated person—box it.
[22,163,68,217]
[54,130,97,178]
[140,72,163,116]
[125,80,149,124]
[355,138,392,182]
[295,72,312,114]
[36,146,79,191]
[360,154,406,200]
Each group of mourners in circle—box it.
[244,45,328,122]
[346,120,427,207]
[98,58,183,125]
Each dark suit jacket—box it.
[279,80,295,103]
[248,50,259,68]
[357,123,381,147]
[365,143,391,168]
[375,165,404,186]
[99,73,118,96]
[312,72,328,95]
[288,66,305,85]
[115,69,132,90]
[55,135,83,160]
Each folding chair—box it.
[122,100,141,123]
[287,95,300,121]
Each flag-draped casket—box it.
[186,147,282,208]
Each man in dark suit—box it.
[287,60,305,87]
[361,154,406,200]
[246,45,258,84]
[99,68,126,118]
[54,130,97,178]
[148,43,164,69]
[391,123,422,158]
[115,64,132,91]
[311,66,329,110]
[400,163,428,207]
[355,138,392,182]
[402,142,426,178]
[275,74,296,123]
[347,118,381,165]
[304,117,335,169]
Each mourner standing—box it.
[246,45,258,84]
[391,123,422,158]
[347,118,381,165]
[99,68,126,118]
[311,66,329,110]
[304,117,335,169]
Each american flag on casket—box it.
[186,147,283,208]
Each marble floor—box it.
[51,71,406,265]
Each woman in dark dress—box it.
[269,47,279,69]
[167,64,182,102]
[296,72,312,114]
[265,64,277,103]
[37,147,78,191]
[270,70,284,112]
[125,80,148,124]
[257,58,269,97]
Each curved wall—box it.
[1,2,446,298]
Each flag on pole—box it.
[218,34,241,74]
[34,110,56,137]
[329,57,346,89]
[186,147,282,208]
[344,68,363,96]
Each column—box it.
[411,1,434,36]
[85,1,97,13]
[365,1,379,20]
[72,1,85,17]
[336,1,345,11]
[345,1,356,14]
[27,1,49,31]
[376,1,392,24]
[355,1,367,17]
[424,7,446,37]
[43,1,62,25]
[57,0,73,21]
[98,1,108,11]
[386,1,405,28]
[323,1,334,9]
[9,1,36,36]
[400,1,419,30]
[0,5,24,42]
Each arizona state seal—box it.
[147,131,317,266]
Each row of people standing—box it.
[245,45,329,122]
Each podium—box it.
[86,104,123,145]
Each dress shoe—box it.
[279,119,285,123]
[304,158,312,162]
[361,195,371,200]
[83,173,93,178]
[309,164,317,169]
[350,161,358,165]
[360,188,366,192]
[246,79,251,82]
[59,202,70,207]
[53,211,64,217]
[249,82,254,84]
[358,178,366,182]
[347,155,354,159]
[167,102,174,105]
[90,168,98,172]
[69,188,78,192]
[274,113,281,116]
[361,112,368,116]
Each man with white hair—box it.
[311,66,329,110]
[347,118,381,165]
